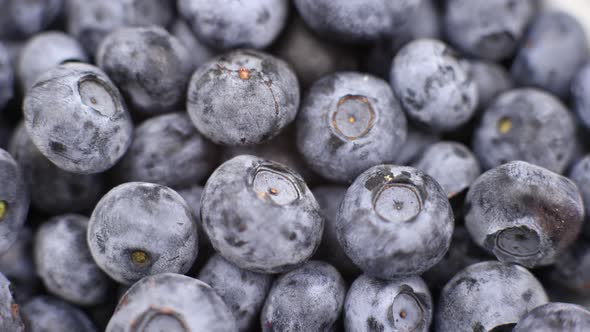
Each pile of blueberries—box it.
[2,0,590,331]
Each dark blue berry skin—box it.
[473,88,576,174]
[572,64,590,131]
[344,274,432,332]
[261,261,346,332]
[548,239,590,295]
[21,296,97,332]
[115,112,218,189]
[178,0,289,50]
[0,148,29,255]
[88,182,198,285]
[0,42,14,111]
[0,0,62,40]
[66,0,175,55]
[170,19,216,69]
[0,228,39,303]
[108,273,237,332]
[512,11,590,98]
[9,122,104,214]
[293,0,421,43]
[187,49,300,146]
[514,302,590,332]
[198,254,273,332]
[465,161,584,268]
[444,0,537,61]
[34,214,112,306]
[0,272,24,332]
[201,155,323,274]
[395,125,440,166]
[23,62,134,174]
[390,39,478,132]
[462,59,513,110]
[296,72,407,183]
[336,165,454,279]
[568,155,590,237]
[97,26,194,115]
[436,261,548,332]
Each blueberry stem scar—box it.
[332,94,375,140]
[0,200,5,220]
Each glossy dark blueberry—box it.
[23,62,134,174]
[88,182,198,285]
[34,214,112,306]
[344,274,432,332]
[66,0,175,55]
[473,88,576,173]
[0,42,14,111]
[107,273,237,332]
[512,11,590,98]
[0,272,24,332]
[0,148,29,255]
[21,296,97,332]
[187,49,300,146]
[198,254,273,332]
[514,302,590,332]
[569,155,590,237]
[390,39,478,132]
[0,0,62,40]
[170,19,216,69]
[462,59,513,109]
[336,165,454,279]
[261,261,346,332]
[115,112,217,188]
[394,124,440,165]
[178,0,288,50]
[444,0,537,61]
[17,31,88,92]
[9,122,104,214]
[548,239,590,294]
[572,64,590,131]
[201,155,323,274]
[412,141,481,197]
[0,228,39,303]
[297,72,407,183]
[436,261,548,332]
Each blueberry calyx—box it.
[332,94,375,140]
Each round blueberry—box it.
[0,0,62,40]
[21,296,97,332]
[473,88,576,173]
[462,59,513,109]
[390,39,478,132]
[336,165,454,279]
[115,112,218,188]
[394,124,440,165]
[107,273,237,332]
[170,19,216,69]
[201,155,323,274]
[187,49,300,146]
[178,0,288,50]
[344,274,432,332]
[572,64,590,131]
[436,261,549,332]
[514,302,590,332]
[0,228,39,303]
[0,148,29,255]
[23,62,134,174]
[88,182,198,285]
[0,272,24,332]
[198,254,273,332]
[0,42,14,111]
[261,261,346,331]
[569,155,590,237]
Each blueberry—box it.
[65,0,174,55]
[0,148,29,255]
[548,239,590,294]
[0,272,24,332]
[436,261,549,332]
[465,161,584,268]
[23,62,134,174]
[178,0,289,50]
[0,42,14,111]
[312,186,360,277]
[34,214,112,306]
[88,182,198,285]
[336,164,454,278]
[514,302,590,332]
[198,254,273,332]
[21,296,97,332]
[569,155,590,237]
[462,59,513,109]
[0,228,39,303]
[512,11,590,98]
[97,26,193,115]
[114,112,218,188]
[412,141,481,197]
[344,274,432,332]
[572,64,590,131]
[390,39,478,132]
[177,184,212,254]
[170,19,217,69]
[296,72,407,182]
[0,0,62,40]
[201,155,323,274]
[473,88,576,173]
[9,122,104,214]
[107,273,237,332]
[17,31,88,92]
[293,0,421,43]
[444,0,537,61]
[187,49,300,146]
[261,261,346,331]
[394,124,440,165]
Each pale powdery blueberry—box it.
[170,19,216,69]
[23,62,133,174]
[344,274,432,332]
[0,228,39,303]
[107,273,237,332]
[572,64,590,131]
[462,59,513,109]
[0,0,62,40]
[0,148,29,255]
[514,302,590,332]
[569,155,590,237]
[0,273,24,332]
[88,182,198,285]
[21,296,97,332]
